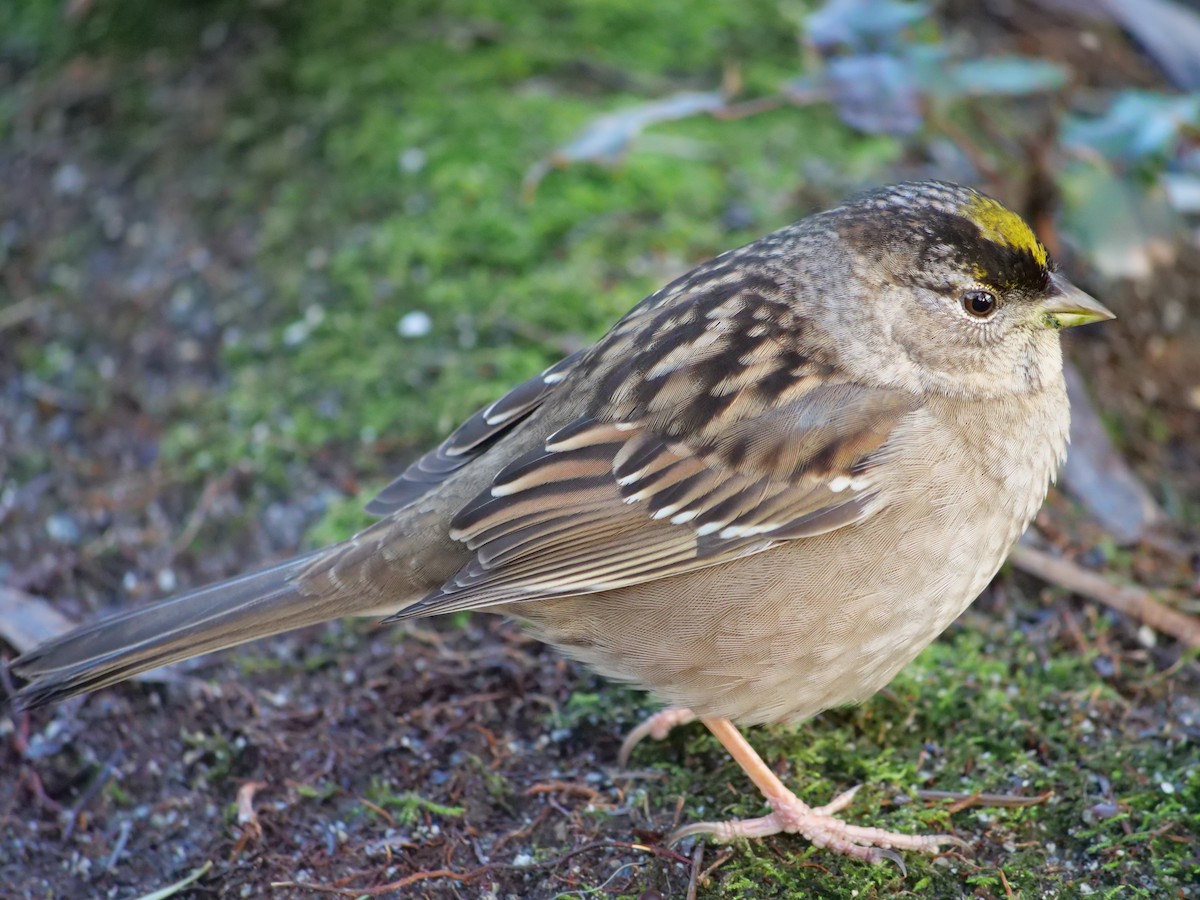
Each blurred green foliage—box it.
[17,0,894,506]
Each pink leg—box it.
[670,717,966,870]
[618,707,697,767]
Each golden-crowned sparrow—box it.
[10,181,1113,866]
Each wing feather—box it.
[389,272,920,618]
[397,387,913,617]
[364,350,584,516]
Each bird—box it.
[8,180,1113,867]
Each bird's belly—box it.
[515,453,1048,725]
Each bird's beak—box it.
[1042,272,1115,329]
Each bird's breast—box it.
[516,385,1070,725]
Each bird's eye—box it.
[962,289,998,318]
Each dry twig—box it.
[235,781,266,842]
[686,840,704,900]
[1011,545,1200,648]
[915,789,1053,812]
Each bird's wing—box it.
[10,237,914,708]
[397,267,919,617]
[364,350,585,516]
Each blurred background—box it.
[1,1,1198,897]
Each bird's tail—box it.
[9,549,357,709]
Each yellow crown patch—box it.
[963,194,1048,268]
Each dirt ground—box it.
[2,3,1199,899]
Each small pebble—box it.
[399,147,426,173]
[156,568,177,593]
[398,310,432,337]
[45,513,81,545]
[52,163,86,196]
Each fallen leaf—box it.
[1060,359,1165,545]
[0,586,79,654]
[805,0,931,52]
[524,91,727,196]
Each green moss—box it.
[180,728,238,785]
[360,776,465,825]
[611,618,1196,897]
[295,782,339,802]
[104,781,133,808]
[42,0,884,498]
[465,753,514,806]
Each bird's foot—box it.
[670,782,964,870]
[618,707,696,767]
[662,716,966,871]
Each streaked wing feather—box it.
[393,271,920,618]
[397,387,912,617]
[364,350,584,516]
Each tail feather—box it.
[10,550,347,709]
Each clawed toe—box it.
[657,717,966,870]
[669,790,962,870]
[812,783,862,816]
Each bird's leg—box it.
[670,716,965,870]
[618,707,696,766]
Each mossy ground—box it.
[1,2,1196,898]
